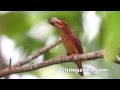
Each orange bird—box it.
[49,17,84,76]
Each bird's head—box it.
[49,17,69,30]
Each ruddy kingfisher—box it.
[49,17,84,76]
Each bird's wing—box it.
[71,35,84,54]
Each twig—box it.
[115,55,120,64]
[0,50,105,78]
[9,58,12,69]
[14,38,62,67]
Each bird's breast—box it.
[61,35,79,54]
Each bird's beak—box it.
[49,17,64,28]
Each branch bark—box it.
[14,38,62,67]
[0,50,105,78]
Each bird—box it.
[49,17,84,76]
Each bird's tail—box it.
[75,61,84,76]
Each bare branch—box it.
[14,38,62,67]
[0,50,105,78]
[9,58,12,69]
[115,55,120,64]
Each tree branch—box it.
[14,38,62,67]
[115,55,120,64]
[0,50,105,78]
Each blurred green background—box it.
[0,11,120,79]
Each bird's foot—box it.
[69,54,77,59]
